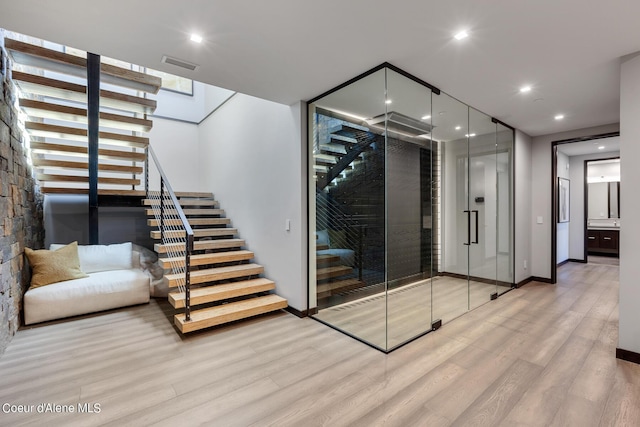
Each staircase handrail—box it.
[146,145,194,321]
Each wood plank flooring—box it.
[0,260,638,426]
[314,276,506,349]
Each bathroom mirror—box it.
[588,181,619,219]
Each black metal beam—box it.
[87,53,100,244]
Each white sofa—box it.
[24,242,151,325]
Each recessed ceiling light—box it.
[520,85,532,93]
[190,34,203,43]
[598,146,605,150]
[385,99,392,104]
[455,126,462,130]
[421,115,431,120]
[554,114,565,120]
[454,30,469,40]
[465,133,476,138]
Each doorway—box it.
[551,134,620,283]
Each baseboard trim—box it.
[569,258,587,264]
[516,277,534,288]
[530,276,553,284]
[616,348,640,365]
[557,259,570,267]
[284,306,309,318]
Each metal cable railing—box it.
[316,190,364,279]
[146,146,194,321]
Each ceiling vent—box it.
[366,111,434,137]
[161,55,199,71]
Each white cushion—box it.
[316,229,329,246]
[24,269,150,325]
[50,242,133,273]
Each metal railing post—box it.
[144,146,149,195]
[185,232,193,322]
[160,177,165,241]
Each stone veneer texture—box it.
[0,39,45,355]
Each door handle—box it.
[603,237,612,240]
[464,210,471,246]
[588,236,596,240]
[472,210,479,244]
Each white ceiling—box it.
[2,0,638,137]
[557,136,620,156]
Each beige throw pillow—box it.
[25,242,89,289]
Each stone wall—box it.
[0,38,45,355]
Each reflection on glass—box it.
[311,69,387,349]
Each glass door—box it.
[468,108,499,310]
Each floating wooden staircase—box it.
[5,37,161,196]
[146,193,288,333]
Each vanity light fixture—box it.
[465,133,476,138]
[421,115,431,120]
[385,99,392,104]
[455,126,462,130]
[454,30,469,40]
[554,114,565,120]
[520,85,532,93]
[190,34,203,43]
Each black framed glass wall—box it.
[308,64,514,352]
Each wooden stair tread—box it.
[151,228,237,240]
[155,238,245,254]
[145,208,224,216]
[143,199,218,206]
[39,187,146,196]
[33,158,143,174]
[29,141,146,162]
[174,192,214,198]
[11,71,157,114]
[5,38,161,94]
[19,99,153,133]
[168,278,275,308]
[36,173,139,186]
[164,263,264,287]
[317,254,341,265]
[317,265,353,280]
[159,250,253,269]
[317,278,363,299]
[174,294,287,333]
[25,122,149,148]
[147,218,230,227]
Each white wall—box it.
[530,123,620,279]
[147,117,201,192]
[556,151,570,264]
[514,130,532,284]
[197,94,306,311]
[619,53,640,354]
[568,151,620,261]
[151,82,235,123]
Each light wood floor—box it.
[314,276,503,349]
[1,260,638,426]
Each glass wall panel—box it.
[432,92,470,324]
[384,68,433,349]
[309,65,515,352]
[496,122,514,291]
[468,108,498,310]
[310,69,388,349]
